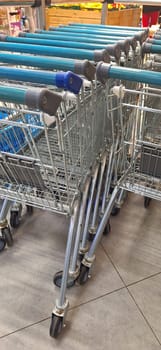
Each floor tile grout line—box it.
[69,285,126,311]
[127,287,161,347]
[101,242,161,287]
[100,242,129,286]
[2,243,161,342]
[0,286,126,340]
[126,271,161,287]
[0,317,51,340]
[101,242,161,347]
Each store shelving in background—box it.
[0,6,22,35]
[45,2,141,28]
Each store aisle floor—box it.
[0,194,161,349]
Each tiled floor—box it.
[1,193,161,349]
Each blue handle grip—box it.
[0,67,82,94]
[19,32,133,52]
[0,85,62,115]
[48,26,145,42]
[0,41,108,62]
[0,86,26,104]
[96,62,161,86]
[150,44,161,54]
[49,26,136,35]
[142,42,161,55]
[3,35,113,51]
[69,23,148,32]
[55,71,82,93]
[38,28,137,38]
[36,29,139,47]
[147,38,161,46]
[21,31,134,45]
[0,53,95,81]
[0,52,76,71]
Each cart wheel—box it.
[49,314,63,338]
[53,270,75,288]
[79,264,90,285]
[144,197,151,208]
[26,205,33,215]
[111,206,120,216]
[88,232,95,242]
[79,252,84,261]
[2,227,13,247]
[0,237,6,252]
[10,211,20,228]
[103,221,111,236]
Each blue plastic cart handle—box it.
[0,67,82,94]
[48,27,145,41]
[0,86,26,104]
[49,26,136,35]
[0,35,116,51]
[147,38,161,46]
[20,31,134,48]
[47,27,138,37]
[0,41,107,62]
[96,62,161,86]
[0,53,96,81]
[67,24,148,39]
[36,29,140,45]
[69,23,149,32]
[0,85,62,115]
[150,44,161,54]
[142,42,161,55]
[0,52,76,71]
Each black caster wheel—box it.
[111,206,120,216]
[0,237,6,252]
[53,270,75,288]
[88,232,95,242]
[26,205,33,215]
[49,314,63,338]
[103,221,111,236]
[10,211,20,228]
[144,197,151,208]
[2,227,13,247]
[79,264,90,285]
[79,253,85,261]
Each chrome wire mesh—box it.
[0,83,108,214]
[115,85,161,200]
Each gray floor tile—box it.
[129,274,161,342]
[102,194,161,284]
[0,209,123,336]
[0,289,160,350]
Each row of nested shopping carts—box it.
[0,22,161,338]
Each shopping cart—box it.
[77,62,161,290]
[0,30,152,336]
[0,70,112,337]
[0,68,82,244]
[14,27,146,220]
[0,84,60,250]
